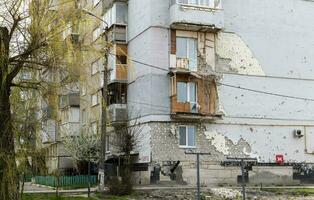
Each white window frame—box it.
[91,121,98,135]
[177,82,197,103]
[179,125,196,148]
[177,0,215,8]
[176,37,198,71]
[91,92,99,106]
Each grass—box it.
[22,194,93,200]
[262,188,314,196]
[22,194,133,200]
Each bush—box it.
[107,177,133,196]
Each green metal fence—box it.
[34,175,98,187]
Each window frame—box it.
[179,125,196,148]
[91,59,100,75]
[177,82,197,103]
[92,26,101,42]
[91,92,99,106]
[91,121,98,135]
[176,36,198,71]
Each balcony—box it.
[170,71,221,120]
[108,44,128,83]
[59,93,80,109]
[169,0,224,31]
[42,119,57,144]
[103,2,128,29]
[108,25,127,43]
[109,104,127,125]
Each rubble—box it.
[210,188,242,199]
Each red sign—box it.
[276,155,284,165]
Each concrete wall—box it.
[127,0,314,185]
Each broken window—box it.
[179,125,196,147]
[108,83,127,105]
[176,37,197,71]
[116,55,127,64]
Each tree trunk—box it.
[0,27,20,200]
[0,86,19,200]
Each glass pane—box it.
[189,0,199,5]
[189,82,196,102]
[179,127,187,146]
[188,126,195,146]
[188,38,197,71]
[177,82,187,102]
[176,37,187,58]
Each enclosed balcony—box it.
[169,0,224,31]
[59,93,80,109]
[170,71,221,120]
[108,44,128,83]
[103,2,128,28]
[108,82,127,125]
[42,119,57,144]
[109,104,127,125]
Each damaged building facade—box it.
[120,0,314,185]
[41,0,314,185]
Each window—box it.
[92,0,100,7]
[178,0,214,7]
[20,71,31,80]
[177,82,197,111]
[91,122,98,134]
[82,109,86,124]
[116,55,127,64]
[179,126,196,148]
[91,59,101,75]
[92,27,101,41]
[91,92,99,106]
[176,37,197,71]
[81,86,86,96]
[177,82,197,112]
[106,135,110,152]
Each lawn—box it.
[22,194,93,200]
[22,194,132,200]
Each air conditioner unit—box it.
[294,129,304,138]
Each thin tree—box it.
[0,0,83,199]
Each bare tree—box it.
[108,115,143,195]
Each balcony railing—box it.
[109,104,127,124]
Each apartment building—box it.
[95,0,314,186]
[38,0,81,174]
[38,0,314,185]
